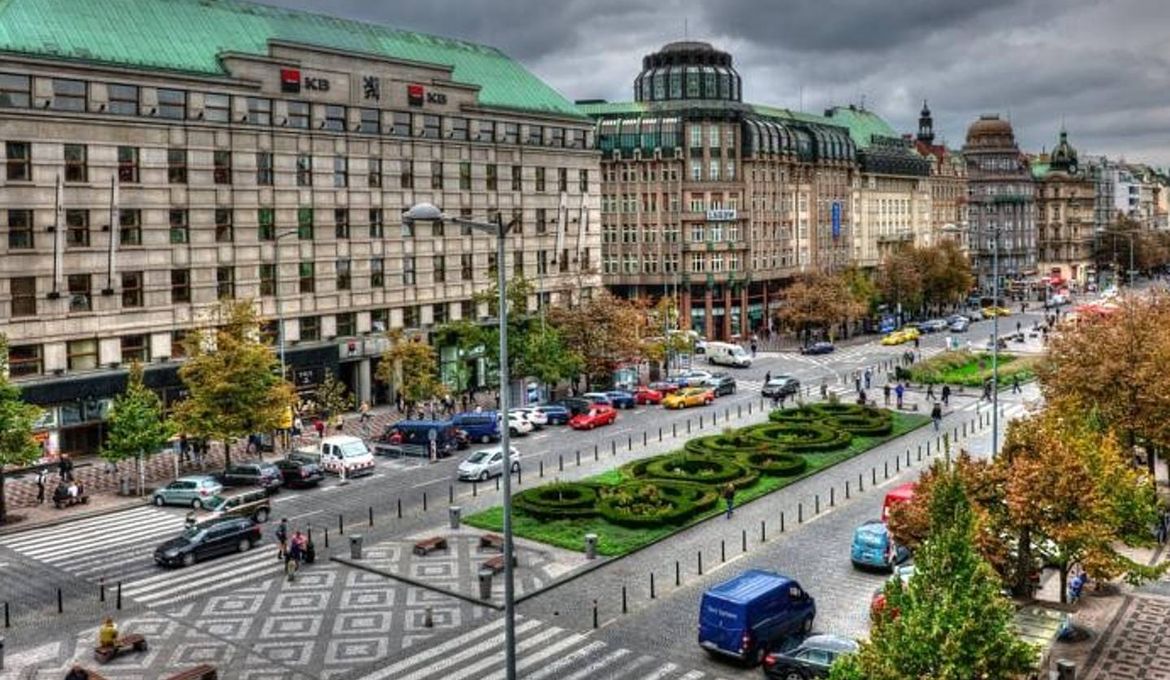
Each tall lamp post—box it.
[403,202,519,680]
[272,229,300,380]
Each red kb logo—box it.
[280,69,301,93]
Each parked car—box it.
[946,314,970,325]
[510,407,548,429]
[697,569,816,664]
[880,327,921,346]
[532,404,572,425]
[549,398,592,417]
[881,482,917,522]
[505,411,534,437]
[799,341,835,355]
[662,387,714,409]
[981,306,1012,319]
[706,341,753,368]
[762,376,801,399]
[152,476,223,509]
[850,520,911,572]
[949,317,971,333]
[153,516,261,568]
[273,458,324,489]
[299,435,376,477]
[451,411,502,443]
[582,392,614,407]
[762,634,859,679]
[457,446,521,482]
[569,404,618,430]
[605,390,637,409]
[647,381,680,395]
[703,373,737,397]
[633,386,664,405]
[917,319,949,334]
[203,489,271,523]
[217,461,283,493]
[674,370,714,387]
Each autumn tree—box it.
[920,240,974,313]
[377,330,444,411]
[102,361,174,495]
[875,244,925,317]
[0,334,43,524]
[548,290,647,387]
[172,301,297,468]
[832,461,1036,680]
[776,272,865,343]
[315,371,353,419]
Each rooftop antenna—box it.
[799,85,804,112]
[860,93,866,111]
[684,17,688,38]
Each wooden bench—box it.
[481,553,518,574]
[93,633,147,663]
[65,666,108,680]
[54,493,90,510]
[164,664,218,680]
[412,536,448,556]
[479,533,505,552]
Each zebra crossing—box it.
[357,616,730,680]
[0,505,282,607]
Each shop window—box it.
[8,343,41,377]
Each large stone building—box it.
[580,41,930,340]
[962,115,1036,293]
[913,102,968,248]
[0,0,599,455]
[1031,130,1095,286]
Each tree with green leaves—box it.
[831,461,1036,680]
[521,325,583,392]
[0,334,43,524]
[102,361,174,496]
[548,290,648,387]
[316,371,353,420]
[377,330,445,412]
[172,301,297,469]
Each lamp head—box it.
[402,202,444,227]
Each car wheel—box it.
[255,508,270,523]
[784,671,806,680]
[479,470,489,482]
[481,435,491,444]
[237,538,252,553]
[800,615,813,634]
[153,496,165,507]
[191,498,203,510]
[181,552,196,568]
[511,462,520,473]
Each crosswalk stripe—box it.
[479,630,590,680]
[439,626,564,680]
[0,507,169,549]
[556,648,632,680]
[395,620,544,680]
[358,618,507,680]
[637,663,679,680]
[14,520,184,561]
[677,672,705,680]
[520,641,608,680]
[124,550,279,603]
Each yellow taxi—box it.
[662,386,714,409]
[880,327,921,346]
[981,306,1012,319]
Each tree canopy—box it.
[0,334,43,523]
[102,362,174,494]
[377,330,445,408]
[776,272,865,341]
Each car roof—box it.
[798,634,859,653]
[707,569,795,603]
[855,520,889,536]
[178,475,219,483]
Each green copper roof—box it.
[0,0,583,117]
[818,106,900,149]
[1030,162,1050,180]
[576,101,650,116]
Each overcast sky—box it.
[264,0,1170,167]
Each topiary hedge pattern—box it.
[684,433,766,457]
[596,480,718,527]
[513,482,601,520]
[735,450,807,476]
[642,455,752,485]
[743,421,853,452]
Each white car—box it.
[457,446,520,481]
[510,408,547,429]
[504,411,533,436]
[675,369,714,387]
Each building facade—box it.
[913,102,968,249]
[1032,130,1095,286]
[581,41,864,340]
[962,115,1036,293]
[0,0,599,456]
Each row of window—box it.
[6,248,586,318]
[4,141,590,195]
[600,252,744,275]
[601,223,741,244]
[3,205,566,250]
[0,74,589,148]
[601,193,739,214]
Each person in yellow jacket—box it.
[98,617,118,648]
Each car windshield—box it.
[181,527,207,541]
[856,526,887,548]
[337,441,369,457]
[467,451,491,463]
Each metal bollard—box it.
[100,580,105,603]
[594,448,598,462]
[742,529,747,552]
[496,476,500,491]
[478,569,493,600]
[675,560,681,586]
[0,634,4,670]
[473,481,478,497]
[628,435,632,451]
[815,495,820,514]
[324,528,330,548]
[540,460,544,478]
[748,402,752,414]
[3,601,8,628]
[698,550,703,575]
[650,573,656,599]
[1056,659,1076,680]
[559,454,564,471]
[397,498,403,518]
[721,540,726,562]
[907,450,911,466]
[659,427,662,442]
[584,533,598,560]
[687,420,691,434]
[846,481,851,499]
[449,506,462,530]
[781,511,785,532]
[884,461,889,479]
[593,600,599,628]
[872,467,877,485]
[643,432,647,446]
[725,407,729,420]
[576,450,581,466]
[349,534,363,560]
[830,487,835,507]
[737,404,742,418]
[57,588,62,614]
[673,423,677,437]
[369,506,374,527]
[798,503,803,523]
[699,415,704,428]
[896,456,900,472]
[621,585,628,614]
[859,472,864,492]
[449,484,454,504]
[761,519,767,542]
[423,492,428,512]
[116,582,122,610]
[611,441,616,456]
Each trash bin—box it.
[1056,660,1076,680]
[118,477,130,496]
[349,535,363,560]
[449,506,462,530]
[478,568,493,600]
[584,533,598,560]
[0,636,5,671]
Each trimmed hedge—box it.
[744,421,853,453]
[597,480,719,527]
[684,433,766,457]
[768,408,822,424]
[735,450,807,476]
[513,483,601,520]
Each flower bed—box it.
[596,481,718,527]
[908,350,1038,387]
[513,482,601,520]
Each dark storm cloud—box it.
[259,0,1170,165]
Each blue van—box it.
[377,420,460,458]
[451,411,501,443]
[698,569,816,664]
[850,520,910,572]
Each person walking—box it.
[275,518,289,560]
[854,372,862,395]
[750,338,758,358]
[925,383,936,401]
[914,336,920,349]
[1012,375,1022,394]
[864,368,872,390]
[981,379,993,402]
[723,483,735,519]
[35,467,46,504]
[931,402,943,432]
[883,383,891,406]
[820,378,829,401]
[764,371,772,385]
[359,401,370,424]
[941,384,951,407]
[286,530,305,581]
[895,382,905,410]
[57,453,73,482]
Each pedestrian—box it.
[883,383,891,406]
[925,383,935,401]
[286,530,306,581]
[313,418,325,439]
[864,368,872,390]
[914,336,920,349]
[941,384,951,407]
[275,518,289,560]
[1016,321,1022,335]
[820,378,828,400]
[396,393,405,414]
[35,467,46,504]
[764,371,771,385]
[723,483,735,519]
[97,617,118,650]
[750,339,758,358]
[895,382,905,410]
[1012,375,1021,394]
[359,401,371,424]
[857,390,867,406]
[57,453,73,482]
[982,379,993,401]
[931,402,943,431]
[854,372,862,395]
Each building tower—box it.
[917,100,935,145]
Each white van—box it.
[706,341,752,368]
[298,435,376,477]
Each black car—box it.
[800,341,835,355]
[762,376,801,398]
[273,458,324,488]
[153,516,262,568]
[704,373,737,396]
[763,634,859,679]
[550,397,592,416]
[218,461,283,493]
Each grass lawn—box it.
[464,411,931,557]
[908,350,1039,388]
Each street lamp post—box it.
[273,230,300,380]
[403,203,519,680]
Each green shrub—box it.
[512,482,601,520]
[735,450,807,476]
[806,402,871,419]
[767,407,822,424]
[745,421,852,452]
[684,433,765,456]
[642,454,754,486]
[596,480,718,527]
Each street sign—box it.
[831,201,841,240]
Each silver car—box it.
[457,447,520,482]
[152,475,223,509]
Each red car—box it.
[633,386,664,405]
[568,405,617,430]
[647,381,680,395]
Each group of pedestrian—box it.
[275,517,313,581]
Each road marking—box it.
[287,509,322,522]
[411,477,449,490]
[512,639,606,680]
[441,626,562,680]
[556,649,632,680]
[394,620,543,680]
[637,663,679,680]
[358,618,507,680]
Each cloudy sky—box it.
[265,0,1170,166]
